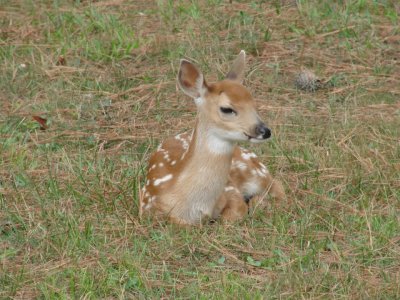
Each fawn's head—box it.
[178,50,270,145]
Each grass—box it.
[1,0,399,298]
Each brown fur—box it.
[140,51,286,225]
[141,130,285,224]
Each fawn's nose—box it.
[255,123,271,139]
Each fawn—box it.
[140,51,285,225]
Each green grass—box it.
[1,0,399,298]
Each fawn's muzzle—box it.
[255,123,271,139]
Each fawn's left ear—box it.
[226,50,246,84]
[178,59,208,99]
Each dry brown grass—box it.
[1,0,399,298]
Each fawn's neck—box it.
[174,117,234,220]
[195,118,234,155]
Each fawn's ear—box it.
[226,50,246,83]
[178,59,208,99]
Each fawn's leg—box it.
[263,173,286,201]
[246,174,286,213]
[213,188,248,222]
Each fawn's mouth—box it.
[243,132,271,143]
[244,132,265,142]
[244,133,254,139]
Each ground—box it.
[1,0,399,298]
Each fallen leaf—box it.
[32,116,48,130]
[56,55,66,66]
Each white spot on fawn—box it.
[256,168,266,178]
[146,180,150,185]
[233,161,247,171]
[252,167,267,178]
[153,174,173,186]
[158,162,164,167]
[175,133,189,150]
[163,152,171,162]
[171,160,176,165]
[259,163,269,175]
[224,186,239,193]
[242,152,257,160]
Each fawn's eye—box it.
[220,107,237,115]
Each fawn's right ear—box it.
[178,60,208,99]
